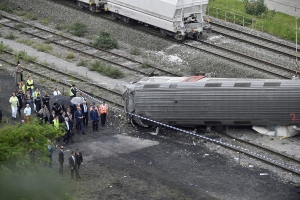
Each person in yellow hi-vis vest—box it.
[99,101,108,127]
[9,93,19,119]
[26,76,34,96]
[53,115,60,130]
[69,84,76,99]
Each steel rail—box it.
[210,21,298,52]
[215,136,300,175]
[0,15,179,77]
[219,131,300,164]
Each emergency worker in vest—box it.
[26,76,34,96]
[53,115,59,130]
[9,93,19,119]
[99,101,108,127]
[69,84,77,99]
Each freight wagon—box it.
[74,0,211,40]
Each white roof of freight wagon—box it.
[108,0,209,20]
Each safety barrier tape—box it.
[63,79,300,173]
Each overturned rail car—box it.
[123,76,300,127]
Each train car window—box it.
[263,82,281,87]
[205,83,222,87]
[234,83,251,87]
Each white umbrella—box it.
[71,97,84,105]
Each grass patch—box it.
[5,32,16,40]
[15,50,37,63]
[65,52,75,59]
[208,0,300,42]
[14,23,27,29]
[55,23,66,30]
[0,42,7,54]
[23,13,38,20]
[15,11,27,16]
[90,60,124,79]
[141,61,149,68]
[36,43,53,53]
[69,22,87,37]
[39,17,50,25]
[0,2,13,13]
[77,59,88,67]
[93,31,118,50]
[130,46,141,55]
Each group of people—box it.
[59,146,83,181]
[11,62,110,181]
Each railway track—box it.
[214,130,300,175]
[210,21,298,59]
[49,0,297,79]
[0,15,180,78]
[0,50,124,108]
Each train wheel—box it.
[160,29,167,36]
[111,13,117,20]
[89,5,95,12]
[77,1,83,9]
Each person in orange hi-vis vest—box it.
[99,101,108,127]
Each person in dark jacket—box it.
[36,109,44,124]
[75,149,83,179]
[49,110,55,125]
[34,94,42,113]
[69,151,79,180]
[42,91,50,112]
[58,146,64,175]
[90,106,99,131]
[16,88,23,117]
[75,106,85,134]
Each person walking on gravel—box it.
[9,92,19,119]
[59,146,64,175]
[15,63,23,86]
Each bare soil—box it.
[1,72,300,200]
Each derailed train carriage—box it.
[122,76,300,131]
[74,0,211,40]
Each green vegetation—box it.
[130,46,141,55]
[36,43,53,53]
[15,50,37,63]
[93,31,118,50]
[4,32,16,40]
[65,52,75,59]
[0,119,72,200]
[208,0,300,42]
[0,2,12,13]
[14,23,28,29]
[77,59,89,67]
[55,23,66,30]
[23,13,38,20]
[141,61,149,68]
[0,42,6,54]
[243,0,268,16]
[39,17,50,25]
[69,21,87,37]
[90,60,124,79]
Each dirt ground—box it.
[1,71,300,199]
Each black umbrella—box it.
[52,94,68,102]
[54,98,72,106]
